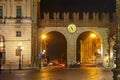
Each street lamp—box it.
[42,34,47,39]
[90,33,96,38]
[39,34,47,68]
[42,34,47,52]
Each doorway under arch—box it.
[46,31,67,65]
[77,31,102,66]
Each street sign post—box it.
[39,54,42,59]
[39,53,42,69]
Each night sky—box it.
[40,0,116,14]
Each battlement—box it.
[38,12,115,27]
[43,12,114,20]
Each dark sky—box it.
[40,0,116,13]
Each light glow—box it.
[97,49,101,54]
[90,33,96,38]
[41,34,47,39]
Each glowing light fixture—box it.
[90,33,96,38]
[41,34,47,39]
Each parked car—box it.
[70,63,81,68]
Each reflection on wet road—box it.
[0,67,113,80]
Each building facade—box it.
[0,0,117,69]
[35,0,116,68]
[0,0,32,69]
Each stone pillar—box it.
[102,33,109,67]
[22,0,26,18]
[67,36,76,67]
[11,0,14,18]
[24,0,31,18]
[7,0,10,18]
[31,0,39,68]
[26,0,27,17]
[6,0,8,18]
[37,0,40,18]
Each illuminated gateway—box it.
[0,0,117,69]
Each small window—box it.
[0,6,3,18]
[16,31,21,37]
[16,6,21,18]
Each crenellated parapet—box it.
[43,12,110,21]
[38,12,114,28]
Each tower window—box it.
[16,6,21,18]
[16,31,21,37]
[0,6,3,19]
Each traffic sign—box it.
[39,54,42,59]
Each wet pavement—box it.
[0,66,115,80]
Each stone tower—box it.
[31,0,41,67]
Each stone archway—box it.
[46,31,67,64]
[38,26,109,67]
[39,31,67,66]
[77,31,102,66]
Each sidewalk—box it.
[0,65,63,73]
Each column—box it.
[6,0,8,18]
[26,0,27,17]
[67,38,76,67]
[7,0,10,18]
[10,0,12,18]
[26,0,32,18]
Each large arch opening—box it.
[77,31,102,66]
[45,31,67,65]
